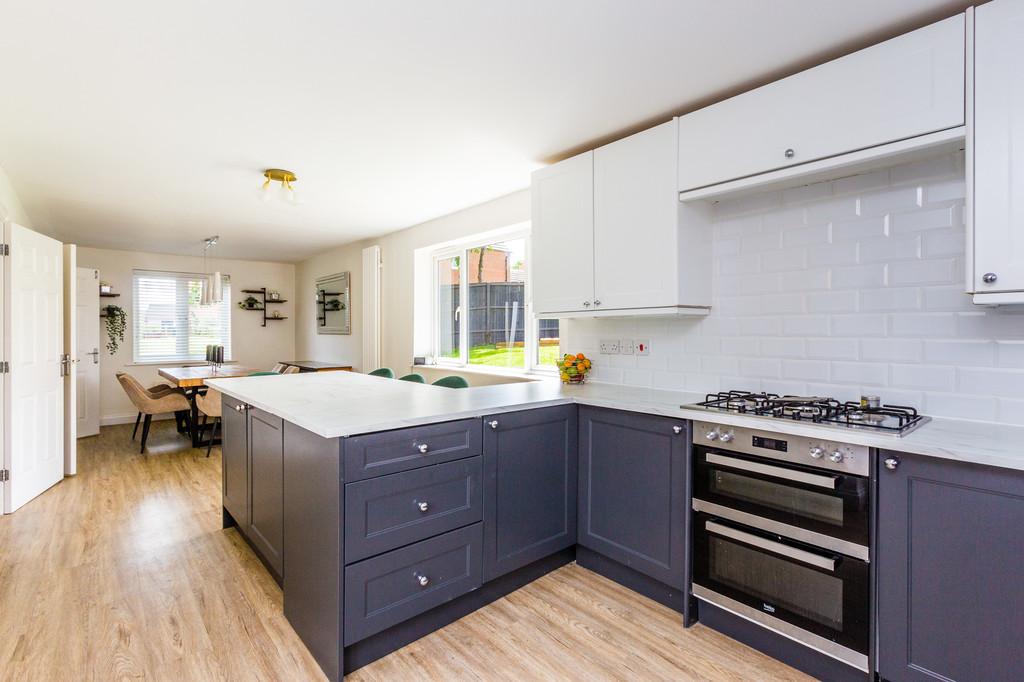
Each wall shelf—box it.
[100,292,120,298]
[240,287,288,327]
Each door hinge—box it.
[0,243,8,256]
[0,469,9,483]
[0,360,8,374]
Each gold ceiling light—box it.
[261,168,299,205]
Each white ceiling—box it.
[0,0,972,262]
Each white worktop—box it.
[206,371,1024,473]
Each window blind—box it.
[132,269,232,363]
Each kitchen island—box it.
[207,371,1024,681]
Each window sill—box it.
[412,363,557,382]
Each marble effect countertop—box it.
[206,371,1024,473]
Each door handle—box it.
[88,348,100,364]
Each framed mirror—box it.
[315,272,351,335]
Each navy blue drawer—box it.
[344,419,482,482]
[345,457,483,563]
[343,523,483,645]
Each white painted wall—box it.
[77,247,296,424]
[564,152,1024,425]
[0,163,32,227]
[295,190,532,385]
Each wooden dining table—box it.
[158,365,254,447]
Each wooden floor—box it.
[0,421,809,681]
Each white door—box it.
[4,223,64,512]
[973,0,1024,296]
[594,121,680,310]
[75,266,100,439]
[530,150,595,315]
[62,245,78,475]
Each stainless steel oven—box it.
[691,421,872,673]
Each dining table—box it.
[158,364,255,447]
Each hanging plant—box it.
[103,305,127,354]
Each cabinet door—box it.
[678,15,964,191]
[248,407,284,577]
[221,394,249,527]
[577,407,686,588]
[530,151,595,314]
[973,0,1024,295]
[594,121,680,310]
[877,451,1024,681]
[482,406,577,581]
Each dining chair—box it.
[368,367,395,378]
[271,363,288,373]
[432,375,469,389]
[116,373,192,453]
[398,373,425,383]
[116,372,188,439]
[282,365,301,374]
[248,371,278,376]
[194,388,222,457]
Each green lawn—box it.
[444,344,561,369]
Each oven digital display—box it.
[752,435,788,452]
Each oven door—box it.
[693,447,869,558]
[693,513,869,669]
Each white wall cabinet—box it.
[969,0,1024,303]
[531,121,710,317]
[677,15,965,193]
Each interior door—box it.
[5,223,64,512]
[75,266,100,438]
[62,245,77,475]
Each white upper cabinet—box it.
[677,15,965,193]
[531,151,595,315]
[531,122,710,317]
[970,0,1024,303]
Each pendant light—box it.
[201,236,222,306]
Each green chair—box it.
[368,367,395,379]
[248,371,278,376]
[398,373,425,383]
[432,375,469,389]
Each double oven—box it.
[690,421,871,673]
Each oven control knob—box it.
[809,446,825,459]
[719,432,734,443]
[829,450,845,464]
[705,429,719,441]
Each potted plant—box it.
[559,353,592,384]
[103,305,127,354]
[238,296,260,310]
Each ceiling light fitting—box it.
[200,235,223,306]
[261,168,299,205]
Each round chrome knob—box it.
[784,148,795,159]
[719,432,734,443]
[415,574,430,587]
[705,429,719,441]
[593,300,601,306]
[809,447,825,459]
[829,450,844,464]
[583,301,591,307]
[884,457,900,471]
[672,425,683,435]
[417,501,429,512]
[983,272,998,284]
[417,443,429,454]
[488,420,499,429]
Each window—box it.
[432,230,559,373]
[132,270,231,363]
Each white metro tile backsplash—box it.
[564,152,1024,425]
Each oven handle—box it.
[705,520,837,572]
[705,452,839,490]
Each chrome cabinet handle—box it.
[415,573,430,587]
[983,272,998,284]
[784,148,795,158]
[582,301,591,307]
[488,420,499,429]
[593,299,601,306]
[417,443,429,454]
[672,425,683,434]
[417,501,429,512]
[884,457,900,471]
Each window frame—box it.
[430,227,555,375]
[131,269,232,365]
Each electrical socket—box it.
[635,339,650,356]
[620,339,635,355]
[599,339,620,354]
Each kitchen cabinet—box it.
[969,0,1024,303]
[482,406,577,581]
[677,15,964,193]
[876,451,1024,681]
[531,122,711,317]
[248,407,285,577]
[577,407,687,589]
[221,394,249,527]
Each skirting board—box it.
[101,412,176,427]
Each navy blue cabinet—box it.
[877,451,1024,682]
[577,407,687,589]
[221,394,249,528]
[248,407,285,578]
[482,406,578,581]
